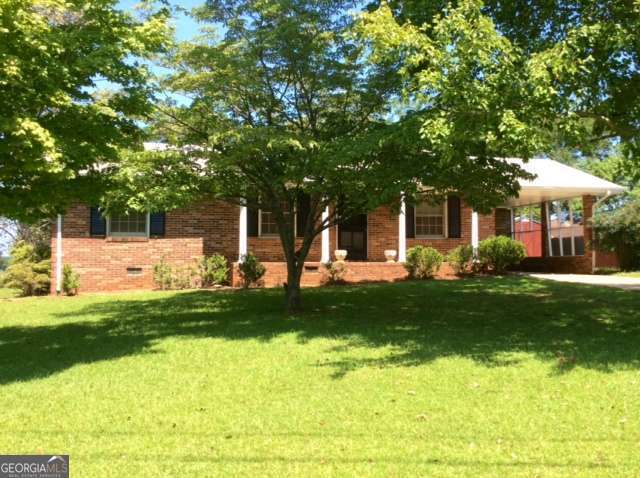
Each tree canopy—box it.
[0,0,170,220]
[104,0,546,310]
[369,0,640,159]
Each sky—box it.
[119,0,204,42]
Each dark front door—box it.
[338,214,367,260]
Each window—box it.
[547,198,584,257]
[108,212,149,237]
[259,202,294,236]
[259,210,279,235]
[415,201,445,237]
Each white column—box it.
[321,206,330,263]
[398,196,407,262]
[238,203,248,262]
[56,214,63,294]
[471,211,479,250]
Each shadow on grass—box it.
[1,277,639,384]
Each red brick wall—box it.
[368,206,401,261]
[52,201,239,293]
[248,236,322,262]
[406,202,491,255]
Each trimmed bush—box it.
[62,264,80,296]
[324,261,348,285]
[172,265,198,290]
[477,236,526,273]
[197,254,229,287]
[1,241,50,296]
[446,244,474,275]
[404,246,443,279]
[153,256,173,290]
[238,253,266,288]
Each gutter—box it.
[56,214,62,294]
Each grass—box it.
[615,271,640,278]
[1,277,639,477]
[0,288,19,299]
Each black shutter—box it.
[447,195,462,238]
[90,207,106,236]
[405,204,415,238]
[150,212,166,236]
[247,207,259,237]
[296,193,311,237]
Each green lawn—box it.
[615,271,640,278]
[1,277,639,477]
[0,288,19,299]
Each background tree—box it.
[0,0,171,220]
[0,218,51,259]
[106,0,547,312]
[369,0,640,159]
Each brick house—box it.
[51,154,625,293]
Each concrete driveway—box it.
[526,273,640,291]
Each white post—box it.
[56,214,63,294]
[398,195,407,262]
[238,203,248,262]
[471,211,479,251]
[321,206,330,263]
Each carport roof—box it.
[505,157,626,206]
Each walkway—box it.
[526,273,640,291]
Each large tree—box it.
[0,0,170,220]
[107,0,548,312]
[370,0,640,158]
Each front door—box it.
[338,214,367,260]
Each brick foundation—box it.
[231,261,458,288]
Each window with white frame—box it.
[415,201,446,237]
[547,198,584,257]
[259,202,294,236]
[108,212,149,237]
[259,210,279,235]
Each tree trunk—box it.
[285,261,303,313]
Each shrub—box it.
[238,253,266,288]
[2,241,50,296]
[592,197,640,270]
[153,256,173,290]
[62,264,80,296]
[477,236,526,273]
[197,254,229,287]
[446,244,474,275]
[172,265,198,290]
[324,261,348,285]
[404,246,443,279]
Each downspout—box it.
[56,214,62,295]
[591,190,613,272]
